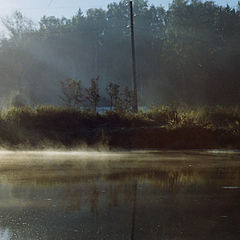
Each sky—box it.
[0,0,238,27]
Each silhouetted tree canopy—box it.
[0,0,240,106]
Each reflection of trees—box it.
[88,183,99,213]
[0,152,239,240]
[131,183,137,240]
[109,184,121,208]
[2,163,240,215]
[59,184,82,212]
[0,167,239,240]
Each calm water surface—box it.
[0,150,239,240]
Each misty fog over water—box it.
[0,150,239,239]
[0,1,239,239]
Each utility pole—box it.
[130,0,138,112]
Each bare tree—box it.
[106,82,120,110]
[60,78,84,107]
[123,86,134,112]
[85,76,100,112]
[1,11,35,41]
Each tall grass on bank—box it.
[0,105,239,149]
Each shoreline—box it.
[0,106,239,150]
[0,126,239,150]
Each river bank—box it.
[0,106,239,150]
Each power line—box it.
[48,0,54,8]
[24,7,80,10]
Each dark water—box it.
[0,150,239,240]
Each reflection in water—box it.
[0,151,239,239]
[131,183,137,240]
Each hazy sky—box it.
[0,0,238,24]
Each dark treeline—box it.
[0,0,240,107]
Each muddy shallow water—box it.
[0,150,239,240]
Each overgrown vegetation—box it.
[0,105,239,149]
